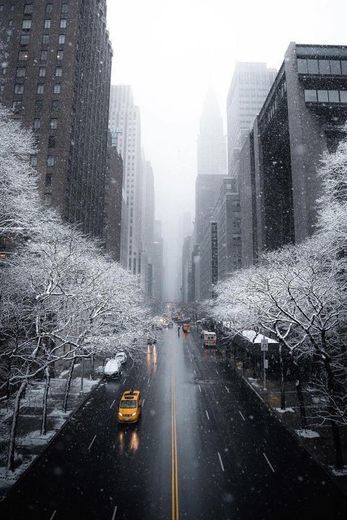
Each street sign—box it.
[264,359,269,369]
[261,337,269,351]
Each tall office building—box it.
[227,62,276,177]
[109,85,143,273]
[0,0,112,239]
[104,132,123,262]
[141,160,155,297]
[197,88,227,176]
[239,43,347,266]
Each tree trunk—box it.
[63,355,76,412]
[330,420,344,470]
[91,354,95,380]
[80,355,84,392]
[279,344,286,410]
[41,367,50,435]
[295,378,307,429]
[7,380,27,472]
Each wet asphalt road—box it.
[1,328,346,520]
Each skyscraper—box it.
[109,85,143,273]
[0,0,112,239]
[197,88,227,176]
[227,62,276,178]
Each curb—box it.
[0,376,104,501]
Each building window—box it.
[61,3,68,13]
[35,99,43,111]
[317,90,328,102]
[14,84,24,95]
[46,4,53,13]
[51,100,59,111]
[328,90,339,103]
[0,6,4,12]
[340,91,347,103]
[30,155,37,166]
[330,60,341,75]
[37,84,44,94]
[39,67,46,77]
[60,19,67,29]
[318,59,331,75]
[50,118,58,129]
[40,50,48,61]
[12,101,22,113]
[16,67,26,77]
[45,174,52,186]
[57,51,63,61]
[42,34,49,45]
[48,136,56,148]
[304,89,317,102]
[307,59,319,74]
[20,34,30,45]
[58,34,65,45]
[55,66,62,77]
[22,20,32,30]
[18,50,29,60]
[297,58,307,74]
[24,4,33,14]
[44,193,52,205]
[44,19,51,29]
[53,84,61,94]
[33,118,41,130]
[341,61,347,75]
[47,156,55,167]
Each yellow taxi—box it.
[117,390,142,423]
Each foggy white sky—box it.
[107,0,347,299]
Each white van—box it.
[203,331,217,348]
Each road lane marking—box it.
[263,452,275,473]
[205,410,210,420]
[142,398,145,407]
[50,511,56,520]
[171,363,179,520]
[88,434,97,450]
[109,399,115,409]
[193,369,196,375]
[217,452,225,472]
[224,385,230,393]
[147,377,151,385]
[198,384,201,392]
[122,377,127,384]
[111,505,118,519]
[215,369,219,375]
[238,410,246,421]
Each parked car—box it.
[115,351,127,365]
[104,358,122,379]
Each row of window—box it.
[22,4,69,15]
[11,99,60,113]
[19,49,64,61]
[297,58,347,76]
[32,118,58,130]
[30,155,56,168]
[20,33,66,45]
[304,89,347,104]
[14,83,62,95]
[22,19,67,30]
[16,66,63,78]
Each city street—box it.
[1,328,346,520]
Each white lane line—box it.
[123,377,127,384]
[88,434,97,451]
[111,505,118,519]
[215,369,219,375]
[193,369,197,375]
[50,511,56,520]
[217,451,225,472]
[198,384,202,393]
[263,452,275,473]
[205,410,210,420]
[147,377,150,384]
[109,399,115,409]
[224,385,230,393]
[238,410,246,421]
[142,398,145,407]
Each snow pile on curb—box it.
[295,429,320,439]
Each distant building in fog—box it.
[239,42,347,266]
[109,85,143,273]
[227,62,276,178]
[104,134,123,261]
[197,88,227,176]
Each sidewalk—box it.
[230,357,347,494]
[0,357,105,496]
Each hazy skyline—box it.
[106,0,347,299]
